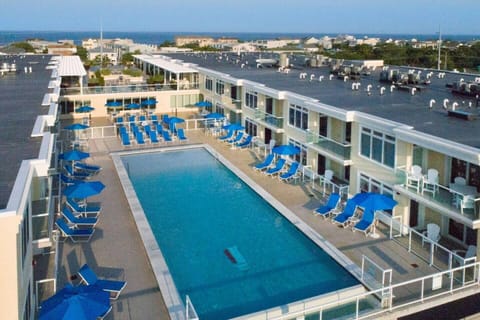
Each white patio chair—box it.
[421,223,441,247]
[406,165,423,193]
[453,245,477,266]
[422,168,439,196]
[454,176,467,185]
[460,195,476,215]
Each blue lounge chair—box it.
[66,198,101,217]
[226,131,244,144]
[218,129,234,141]
[279,161,301,183]
[162,114,170,125]
[235,135,252,149]
[121,132,131,146]
[333,199,358,227]
[151,114,159,125]
[128,115,136,123]
[314,193,341,219]
[61,206,98,228]
[115,117,124,124]
[144,125,152,136]
[253,154,275,171]
[55,219,94,243]
[139,115,147,122]
[162,130,173,143]
[119,126,128,136]
[353,208,375,236]
[135,131,145,145]
[156,123,164,135]
[64,164,91,179]
[60,173,81,186]
[74,162,102,175]
[77,264,127,300]
[177,128,188,141]
[265,158,286,176]
[149,131,160,144]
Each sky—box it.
[1,0,479,35]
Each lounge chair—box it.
[74,162,102,175]
[151,114,159,125]
[177,128,188,141]
[64,164,91,179]
[149,131,160,144]
[353,208,375,236]
[60,173,81,186]
[162,114,170,125]
[226,131,244,144]
[61,206,98,228]
[139,115,147,122]
[235,135,252,149]
[121,132,131,146]
[279,162,300,183]
[218,129,234,141]
[77,264,127,300]
[253,154,275,171]
[265,158,286,176]
[333,199,358,227]
[119,126,128,136]
[55,219,94,243]
[135,131,145,145]
[162,130,173,143]
[314,193,341,219]
[66,198,101,217]
[156,123,164,135]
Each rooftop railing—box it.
[61,82,200,96]
[306,130,351,161]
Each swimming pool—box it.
[116,146,361,319]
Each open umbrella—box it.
[59,150,90,161]
[222,123,244,131]
[167,117,185,133]
[272,145,301,156]
[141,99,157,107]
[204,112,225,120]
[75,106,94,113]
[353,192,397,212]
[64,181,105,199]
[39,284,110,320]
[105,101,122,108]
[64,123,89,131]
[194,101,213,108]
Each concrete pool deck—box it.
[55,128,456,319]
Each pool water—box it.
[122,148,359,319]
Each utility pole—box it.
[437,27,442,70]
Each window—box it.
[205,77,213,91]
[245,91,258,109]
[215,80,224,95]
[360,127,395,168]
[288,138,308,165]
[448,219,477,246]
[451,158,480,192]
[215,103,224,116]
[288,104,308,131]
[245,118,257,137]
[21,206,30,268]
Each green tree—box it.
[76,46,88,61]
[11,42,35,53]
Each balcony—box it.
[306,130,352,162]
[230,98,242,110]
[61,82,200,96]
[253,109,284,131]
[395,167,480,227]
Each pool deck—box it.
[54,126,466,319]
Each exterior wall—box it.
[427,150,447,185]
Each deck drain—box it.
[411,263,418,268]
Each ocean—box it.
[0,30,478,46]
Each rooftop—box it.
[0,55,51,209]
[166,52,480,149]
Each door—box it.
[319,115,328,137]
[266,98,273,114]
[264,128,272,144]
[409,200,419,228]
[317,154,326,175]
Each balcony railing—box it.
[395,166,480,221]
[306,130,351,161]
[254,109,284,128]
[61,82,200,96]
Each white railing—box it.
[361,255,393,295]
[185,295,199,320]
[267,262,480,320]
[36,278,56,311]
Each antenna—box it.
[100,19,103,68]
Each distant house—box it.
[88,47,118,65]
[174,36,214,47]
[47,44,77,56]
[303,37,319,45]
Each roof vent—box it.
[447,110,477,120]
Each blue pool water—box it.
[122,148,359,319]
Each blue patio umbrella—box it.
[75,106,95,113]
[39,284,110,320]
[64,181,105,199]
[59,150,90,161]
[353,192,398,212]
[204,112,225,120]
[167,117,185,132]
[272,145,301,156]
[141,99,157,106]
[105,101,122,108]
[64,123,89,131]
[222,123,244,131]
[125,103,141,110]
[194,101,213,108]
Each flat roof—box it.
[57,55,87,77]
[166,52,480,149]
[0,55,52,208]
[134,54,197,74]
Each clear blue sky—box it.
[1,0,479,35]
